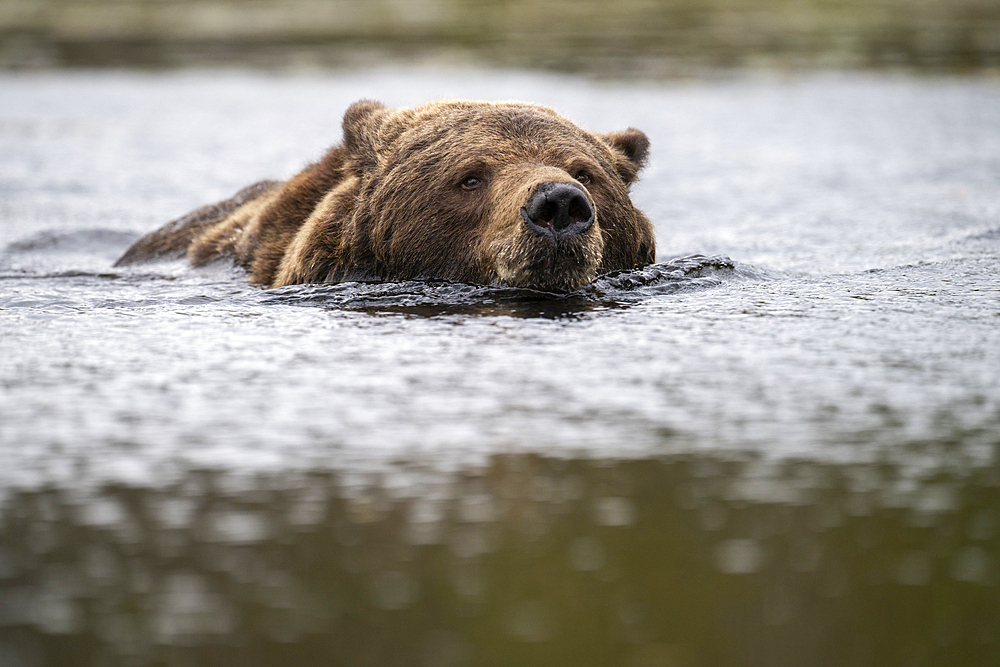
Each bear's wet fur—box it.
[115,99,656,291]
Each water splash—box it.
[253,255,757,317]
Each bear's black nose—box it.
[521,182,595,240]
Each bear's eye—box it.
[460,176,484,191]
[574,172,592,186]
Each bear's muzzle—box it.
[520,182,595,241]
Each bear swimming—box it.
[115,99,656,292]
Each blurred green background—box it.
[2,0,999,73]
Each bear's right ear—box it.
[342,99,389,173]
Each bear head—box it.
[279,99,655,291]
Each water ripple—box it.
[252,255,755,317]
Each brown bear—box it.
[115,99,655,292]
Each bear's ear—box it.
[342,99,390,173]
[599,128,650,183]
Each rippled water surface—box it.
[1,70,999,666]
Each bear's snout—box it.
[521,182,595,241]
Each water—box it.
[1,69,999,666]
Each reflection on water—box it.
[1,455,996,666]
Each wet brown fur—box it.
[115,99,656,291]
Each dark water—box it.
[1,70,999,666]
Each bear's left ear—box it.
[599,128,650,184]
[342,99,390,174]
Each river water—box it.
[1,69,999,666]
